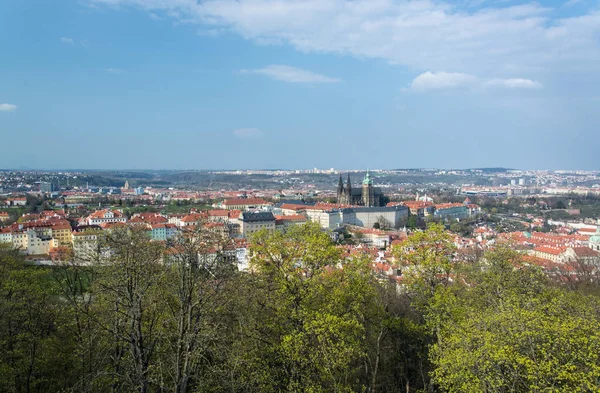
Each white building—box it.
[0,229,58,255]
[302,206,409,230]
[86,209,127,226]
[342,206,409,229]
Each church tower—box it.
[362,171,375,207]
[345,174,352,205]
[336,174,345,204]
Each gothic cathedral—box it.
[336,171,384,207]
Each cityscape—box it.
[2,167,600,273]
[3,0,600,391]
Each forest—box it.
[1,223,599,393]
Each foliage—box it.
[429,247,600,392]
[0,245,75,393]
[392,224,457,309]
[2,223,600,392]
[240,223,372,392]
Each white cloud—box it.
[410,72,543,91]
[0,104,17,112]
[60,37,74,45]
[233,128,263,138]
[240,64,340,84]
[484,78,543,89]
[410,71,479,91]
[87,0,600,77]
[106,68,127,74]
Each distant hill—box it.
[468,167,514,173]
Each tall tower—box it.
[362,170,374,207]
[346,174,352,205]
[336,174,345,204]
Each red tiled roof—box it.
[181,213,207,223]
[571,247,599,258]
[228,210,242,219]
[89,209,123,219]
[151,223,177,229]
[223,198,269,206]
[578,228,597,233]
[280,203,308,211]
[533,246,565,256]
[208,210,229,217]
[434,203,465,210]
[274,214,307,221]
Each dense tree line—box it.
[1,223,600,392]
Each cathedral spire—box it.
[346,173,352,199]
[362,170,372,185]
[362,170,374,207]
[336,174,345,204]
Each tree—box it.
[429,247,600,392]
[375,216,393,230]
[161,224,237,393]
[240,223,375,392]
[92,227,167,393]
[554,255,600,296]
[406,215,418,230]
[392,224,456,308]
[449,222,461,234]
[52,261,107,393]
[0,245,75,393]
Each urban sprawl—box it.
[2,168,600,282]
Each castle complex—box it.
[336,171,385,207]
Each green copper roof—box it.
[362,170,373,185]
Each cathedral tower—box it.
[362,171,375,207]
[345,174,352,204]
[337,174,344,201]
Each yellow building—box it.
[51,224,73,246]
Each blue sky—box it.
[1,0,599,170]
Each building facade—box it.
[86,209,127,226]
[433,203,469,220]
[240,212,276,237]
[303,205,409,230]
[337,172,385,207]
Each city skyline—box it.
[1,167,600,173]
[2,0,600,170]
